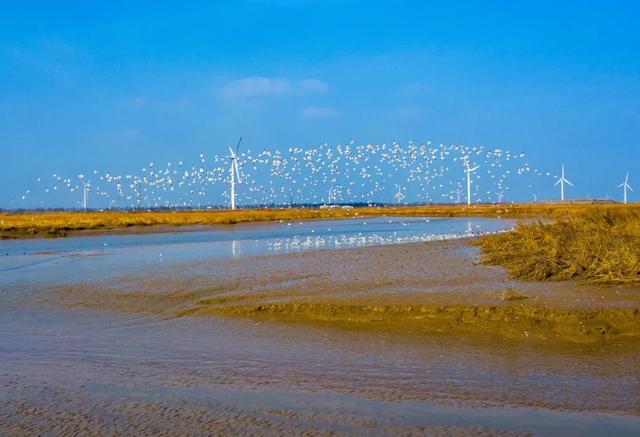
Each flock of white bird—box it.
[15,140,633,209]
[266,230,488,253]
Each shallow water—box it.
[0,216,511,288]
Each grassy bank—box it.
[2,203,638,238]
[181,302,640,343]
[476,208,640,284]
[48,281,640,344]
[0,208,354,238]
[64,285,639,344]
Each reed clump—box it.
[476,208,640,284]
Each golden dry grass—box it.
[1,203,638,238]
[185,301,640,343]
[476,207,640,284]
[0,208,354,237]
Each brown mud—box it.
[43,238,640,344]
[4,237,640,435]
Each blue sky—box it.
[1,1,639,207]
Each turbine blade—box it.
[554,179,561,186]
[565,179,574,187]
[236,137,242,155]
[628,185,634,192]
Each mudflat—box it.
[3,237,640,435]
[42,238,640,343]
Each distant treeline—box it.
[0,198,619,214]
[1,202,398,213]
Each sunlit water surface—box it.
[0,217,512,288]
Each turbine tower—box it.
[463,158,480,206]
[554,164,573,201]
[228,137,242,210]
[618,172,633,204]
[454,183,463,204]
[394,185,405,205]
[78,173,90,212]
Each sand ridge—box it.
[39,238,640,343]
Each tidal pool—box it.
[0,216,512,289]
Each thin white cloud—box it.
[298,78,330,93]
[243,0,321,6]
[396,81,429,99]
[129,96,146,108]
[112,128,142,142]
[221,77,291,99]
[219,76,329,99]
[392,106,425,119]
[4,38,81,82]
[125,96,192,111]
[299,106,338,119]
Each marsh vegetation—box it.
[476,207,640,284]
[2,203,636,239]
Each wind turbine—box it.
[618,172,633,204]
[78,173,90,212]
[228,137,242,210]
[554,164,573,201]
[453,183,463,204]
[327,183,335,205]
[394,185,405,205]
[463,157,480,206]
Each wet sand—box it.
[39,238,640,342]
[2,306,640,436]
[3,238,640,435]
